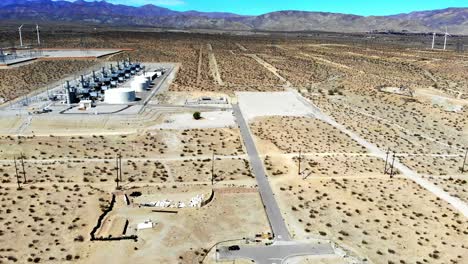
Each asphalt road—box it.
[233,104,291,241]
[219,242,335,264]
[220,103,337,263]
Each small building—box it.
[144,72,158,81]
[137,220,155,230]
[78,100,93,110]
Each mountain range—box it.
[0,0,467,34]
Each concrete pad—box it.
[237,92,315,121]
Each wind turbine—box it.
[18,24,24,47]
[443,27,450,51]
[431,32,436,49]
[36,24,41,46]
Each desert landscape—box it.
[0,22,467,264]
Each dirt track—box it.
[207,43,224,86]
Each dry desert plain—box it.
[0,31,467,264]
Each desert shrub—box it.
[193,112,202,120]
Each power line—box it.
[461,148,467,173]
[115,154,120,189]
[119,153,122,182]
[384,148,390,174]
[20,153,26,183]
[14,157,21,189]
[389,151,396,178]
[211,151,215,186]
[298,149,302,177]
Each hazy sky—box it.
[93,0,468,16]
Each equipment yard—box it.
[0,30,466,264]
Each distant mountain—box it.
[242,11,430,33]
[389,8,468,34]
[0,0,466,34]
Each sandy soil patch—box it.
[166,158,254,183]
[427,176,468,203]
[151,111,235,130]
[251,116,367,154]
[86,186,270,263]
[0,128,245,160]
[0,184,107,263]
[414,87,467,112]
[154,91,232,105]
[0,60,97,102]
[207,43,224,86]
[273,177,468,264]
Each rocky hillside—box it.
[0,0,466,34]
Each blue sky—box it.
[87,0,468,16]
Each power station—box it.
[56,59,166,108]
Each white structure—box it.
[443,27,450,51]
[36,24,41,45]
[104,88,136,104]
[131,76,149,92]
[140,194,204,208]
[131,81,147,92]
[189,194,204,208]
[78,100,93,110]
[144,71,158,81]
[431,32,436,49]
[137,220,155,230]
[186,96,229,105]
[18,24,24,47]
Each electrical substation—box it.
[0,59,175,116]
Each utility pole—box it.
[389,152,396,178]
[384,148,390,174]
[119,153,122,182]
[461,148,467,173]
[115,155,120,189]
[14,157,21,189]
[36,24,41,46]
[298,149,302,177]
[20,153,26,183]
[211,152,215,186]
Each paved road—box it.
[219,242,335,264]
[233,104,291,241]
[219,103,337,263]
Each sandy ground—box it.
[0,32,467,264]
[166,158,254,183]
[251,116,367,154]
[150,111,236,130]
[207,43,224,86]
[426,176,468,203]
[85,186,269,263]
[0,127,245,160]
[271,177,468,264]
[0,60,98,102]
[154,91,233,105]
[0,184,108,263]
